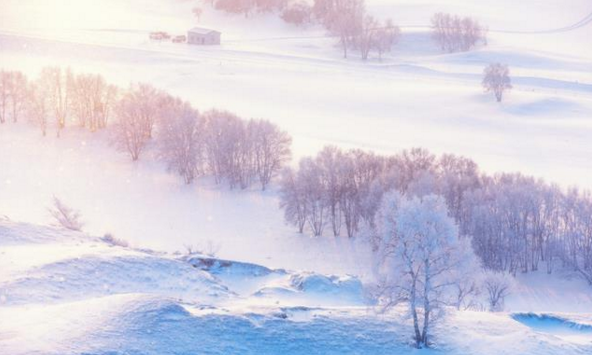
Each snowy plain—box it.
[1,0,592,353]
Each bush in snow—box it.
[102,233,129,247]
[48,197,84,232]
[483,271,513,312]
[482,63,512,102]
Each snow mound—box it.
[1,254,229,305]
[289,272,367,304]
[512,313,592,333]
[186,256,367,306]
[187,256,279,277]
[64,297,408,355]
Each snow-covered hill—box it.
[1,220,591,354]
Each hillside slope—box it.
[1,220,591,354]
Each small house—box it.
[187,27,221,45]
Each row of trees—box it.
[279,146,592,285]
[116,90,292,189]
[431,12,487,52]
[1,67,292,190]
[311,0,401,59]
[0,68,118,137]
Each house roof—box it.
[188,27,220,35]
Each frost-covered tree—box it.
[27,82,49,136]
[385,148,437,193]
[482,63,512,102]
[431,13,486,53]
[158,99,205,184]
[48,197,84,231]
[38,67,71,137]
[113,86,160,161]
[279,167,308,233]
[0,71,10,124]
[203,110,248,188]
[437,154,480,229]
[374,19,401,60]
[249,119,292,190]
[324,0,364,58]
[316,146,345,236]
[374,194,472,349]
[69,73,118,131]
[7,71,28,123]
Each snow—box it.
[1,221,591,354]
[1,0,592,352]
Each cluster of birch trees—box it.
[279,147,592,285]
[0,68,117,137]
[0,67,292,190]
[312,0,401,59]
[431,12,487,53]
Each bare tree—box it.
[203,109,247,188]
[7,71,28,123]
[27,82,49,136]
[249,119,292,190]
[317,146,345,236]
[48,197,84,231]
[300,157,327,236]
[325,0,364,58]
[113,86,160,161]
[281,2,312,26]
[280,167,308,233]
[482,63,512,102]
[158,99,205,184]
[69,73,118,131]
[39,67,71,137]
[0,71,9,124]
[431,13,486,53]
[483,271,513,312]
[374,19,401,60]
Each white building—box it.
[187,27,221,45]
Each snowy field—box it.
[1,0,592,353]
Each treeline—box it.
[279,147,592,283]
[0,68,117,136]
[0,68,291,190]
[206,1,489,58]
